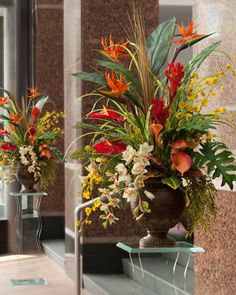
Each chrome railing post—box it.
[74,197,100,295]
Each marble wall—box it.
[36,0,64,215]
[193,0,236,294]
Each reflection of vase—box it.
[16,164,39,193]
[131,178,186,248]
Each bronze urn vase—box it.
[131,178,186,248]
[16,164,39,193]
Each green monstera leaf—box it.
[192,141,236,189]
[147,17,176,74]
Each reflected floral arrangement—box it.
[0,87,64,187]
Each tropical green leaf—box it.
[73,71,106,86]
[35,95,49,112]
[162,176,181,189]
[184,41,221,82]
[96,60,138,87]
[192,141,236,189]
[147,17,176,74]
[37,131,57,141]
[73,122,102,131]
[177,34,214,53]
[176,114,217,132]
[50,146,65,162]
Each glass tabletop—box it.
[116,241,205,254]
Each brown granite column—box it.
[36,0,64,216]
[64,0,159,278]
[193,1,236,294]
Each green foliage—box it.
[192,142,236,189]
[72,71,106,86]
[37,131,58,142]
[184,41,221,82]
[35,95,49,112]
[39,159,56,188]
[147,16,176,74]
[161,176,181,189]
[176,114,217,132]
[70,146,94,161]
[186,176,217,235]
[177,34,214,54]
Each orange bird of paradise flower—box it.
[0,96,8,106]
[172,20,204,44]
[101,35,128,61]
[100,71,129,97]
[10,112,22,123]
[28,87,41,99]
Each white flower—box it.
[123,187,138,202]
[122,145,137,164]
[107,213,119,225]
[131,162,147,175]
[137,142,153,158]
[133,175,145,189]
[115,163,127,175]
[118,174,131,184]
[28,166,35,173]
[144,190,155,200]
[100,203,109,211]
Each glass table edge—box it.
[116,241,205,254]
[10,192,48,197]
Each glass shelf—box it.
[116,241,205,254]
[10,192,47,197]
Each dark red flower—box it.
[31,107,40,122]
[1,143,17,151]
[88,106,126,122]
[0,129,10,135]
[28,124,37,144]
[165,62,185,100]
[151,98,170,125]
[93,140,127,155]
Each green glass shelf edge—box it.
[116,241,205,254]
[10,192,47,197]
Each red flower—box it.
[171,151,192,174]
[10,112,22,123]
[28,87,41,100]
[0,129,10,135]
[1,143,17,151]
[93,140,127,155]
[172,20,204,44]
[39,144,52,159]
[100,71,129,97]
[165,62,185,100]
[88,106,126,122]
[101,35,128,61]
[31,107,40,122]
[0,96,8,106]
[169,139,188,149]
[151,98,170,125]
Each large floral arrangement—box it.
[71,13,236,234]
[0,87,63,187]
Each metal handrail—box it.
[74,197,100,295]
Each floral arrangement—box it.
[0,87,63,187]
[71,13,236,234]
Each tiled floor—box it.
[0,254,76,295]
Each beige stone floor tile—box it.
[0,254,77,295]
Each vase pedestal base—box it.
[11,278,48,286]
[139,231,176,248]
